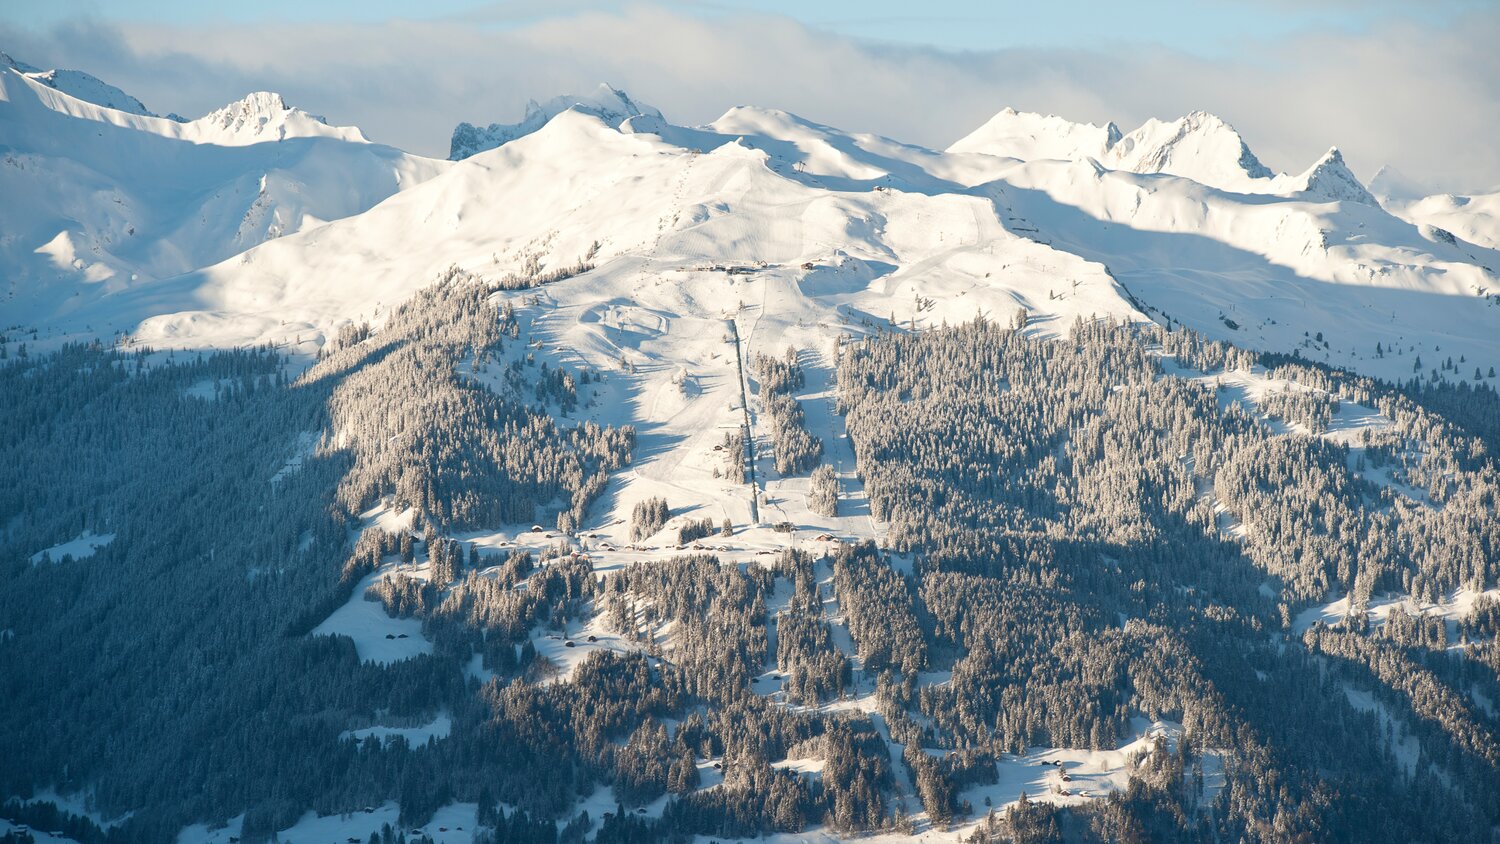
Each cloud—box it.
[3,4,1497,193]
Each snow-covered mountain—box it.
[1381,188,1500,251]
[186,90,372,145]
[949,109,1281,189]
[4,60,1498,388]
[950,108,1375,204]
[1369,165,1500,251]
[0,59,449,326]
[111,107,1126,360]
[1,51,153,115]
[946,107,1121,161]
[1104,111,1273,189]
[1276,147,1371,204]
[449,84,660,160]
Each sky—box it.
[2,0,1498,193]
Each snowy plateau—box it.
[4,49,1500,844]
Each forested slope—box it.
[838,317,1500,841]
[4,276,1500,843]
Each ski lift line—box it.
[728,317,760,524]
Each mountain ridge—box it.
[449,83,661,160]
[0,59,449,324]
[4,56,1498,388]
[1,50,154,116]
